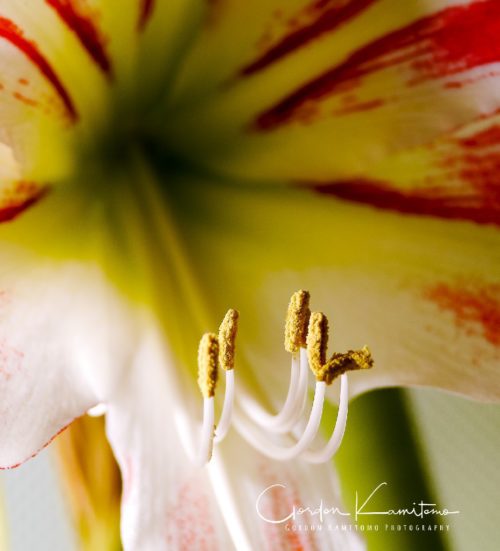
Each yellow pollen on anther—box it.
[306,311,329,377]
[317,346,374,385]
[285,290,311,353]
[198,333,219,398]
[219,309,239,371]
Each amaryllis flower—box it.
[0,0,499,549]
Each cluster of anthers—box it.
[195,291,373,467]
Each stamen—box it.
[191,291,374,466]
[285,290,310,354]
[196,312,240,454]
[219,309,239,371]
[197,333,219,399]
[306,311,329,378]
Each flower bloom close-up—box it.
[0,0,499,550]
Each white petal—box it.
[106,322,365,550]
[105,325,234,550]
[210,429,365,551]
[0,248,139,468]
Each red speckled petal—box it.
[106,329,235,551]
[165,0,500,187]
[0,3,113,192]
[0,2,115,123]
[252,1,500,132]
[0,260,139,469]
[425,283,500,348]
[311,110,500,226]
[0,145,47,224]
[0,15,77,120]
[0,182,47,224]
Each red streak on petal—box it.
[0,338,24,382]
[0,186,48,223]
[265,484,309,550]
[437,123,500,222]
[425,283,500,347]
[458,125,500,149]
[0,419,75,470]
[138,0,156,31]
[12,91,38,108]
[0,17,77,120]
[241,0,377,76]
[255,1,500,131]
[45,0,112,76]
[311,178,500,226]
[259,464,317,551]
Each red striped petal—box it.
[0,183,48,224]
[241,0,378,76]
[0,17,77,121]
[254,0,500,131]
[45,0,113,77]
[312,176,500,227]
[311,111,500,226]
[138,0,155,31]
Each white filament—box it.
[194,351,351,466]
[195,397,215,467]
[302,374,349,463]
[194,370,235,466]
[234,381,326,461]
[214,370,235,443]
[237,347,309,433]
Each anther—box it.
[285,290,311,354]
[306,312,329,378]
[219,309,239,371]
[198,333,219,398]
